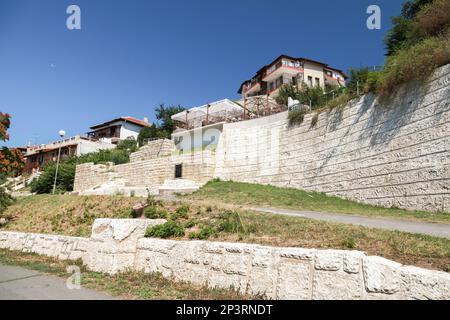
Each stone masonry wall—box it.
[73,150,216,192]
[0,219,449,300]
[215,64,450,212]
[129,139,176,162]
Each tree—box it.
[137,124,167,147]
[0,113,11,141]
[0,112,20,217]
[384,0,434,56]
[154,104,185,136]
[0,113,25,177]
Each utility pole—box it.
[52,130,66,195]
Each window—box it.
[307,76,313,86]
[292,76,297,86]
[315,78,320,87]
[175,164,183,178]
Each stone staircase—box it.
[158,179,202,196]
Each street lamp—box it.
[52,130,66,195]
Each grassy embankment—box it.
[185,180,450,223]
[1,189,449,271]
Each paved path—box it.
[0,264,114,300]
[251,207,450,239]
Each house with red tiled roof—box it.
[87,116,151,144]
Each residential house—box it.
[87,116,151,144]
[23,136,115,173]
[238,55,348,99]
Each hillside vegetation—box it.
[186,180,450,223]
[1,194,449,271]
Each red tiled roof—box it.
[90,117,151,130]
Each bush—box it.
[143,206,168,219]
[310,113,319,128]
[184,219,196,228]
[189,226,216,240]
[378,33,450,99]
[288,109,305,126]
[0,186,14,216]
[30,143,137,194]
[172,205,190,220]
[216,210,245,234]
[145,221,185,238]
[30,162,75,194]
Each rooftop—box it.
[90,117,151,130]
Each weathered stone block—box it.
[312,270,363,300]
[314,250,343,271]
[363,256,401,294]
[276,261,311,299]
[399,266,450,300]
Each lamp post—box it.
[52,130,66,195]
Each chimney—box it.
[143,117,149,123]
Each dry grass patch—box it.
[1,195,137,236]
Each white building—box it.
[87,116,151,144]
[171,99,244,152]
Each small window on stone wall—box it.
[175,164,183,178]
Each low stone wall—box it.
[73,150,216,193]
[0,231,89,261]
[0,219,449,300]
[129,139,175,162]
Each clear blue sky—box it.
[1,0,404,147]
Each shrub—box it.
[310,113,319,128]
[378,33,450,99]
[0,186,14,216]
[288,109,305,126]
[172,205,190,220]
[216,210,245,234]
[30,162,75,194]
[145,221,185,238]
[343,236,356,249]
[184,219,196,228]
[143,206,168,219]
[189,226,216,240]
[415,0,450,38]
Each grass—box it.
[140,202,450,272]
[185,180,450,223]
[0,249,250,300]
[2,193,449,271]
[1,194,138,237]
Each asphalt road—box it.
[252,207,450,239]
[0,264,114,300]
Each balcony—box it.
[263,59,303,82]
[243,81,262,95]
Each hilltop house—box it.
[238,55,348,99]
[87,116,151,144]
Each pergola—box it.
[171,99,245,129]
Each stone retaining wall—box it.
[215,64,450,212]
[0,219,449,300]
[129,139,175,162]
[73,150,216,192]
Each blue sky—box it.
[1,0,404,147]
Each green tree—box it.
[384,0,434,56]
[137,124,167,146]
[154,104,185,135]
